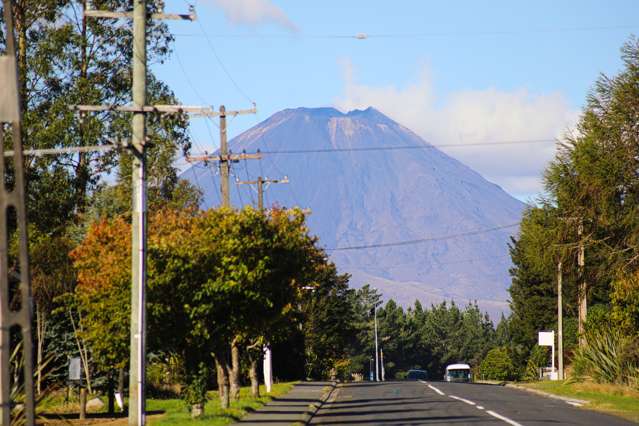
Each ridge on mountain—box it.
[182,106,525,318]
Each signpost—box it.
[538,331,557,380]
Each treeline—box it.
[503,37,639,386]
[296,285,500,382]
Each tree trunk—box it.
[248,353,260,398]
[107,371,115,415]
[216,360,225,401]
[215,356,230,409]
[117,367,125,411]
[230,338,241,401]
[74,0,90,214]
[79,387,87,420]
[35,307,45,396]
[13,0,27,112]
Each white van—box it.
[445,363,472,382]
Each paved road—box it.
[309,380,634,425]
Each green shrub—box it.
[333,358,352,381]
[395,370,408,380]
[181,362,209,415]
[572,326,639,387]
[523,346,549,381]
[480,347,514,381]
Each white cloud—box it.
[335,60,579,198]
[210,0,298,32]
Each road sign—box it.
[538,331,554,346]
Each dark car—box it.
[406,369,428,380]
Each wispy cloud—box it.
[209,0,298,32]
[335,59,578,199]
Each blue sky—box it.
[155,0,638,201]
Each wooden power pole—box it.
[236,176,289,211]
[75,2,196,425]
[577,220,587,347]
[557,261,564,380]
[186,105,260,207]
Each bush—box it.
[395,370,408,380]
[523,346,549,381]
[480,347,514,381]
[181,363,209,416]
[333,359,352,381]
[572,326,639,387]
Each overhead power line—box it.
[174,24,639,40]
[327,223,520,251]
[257,138,557,155]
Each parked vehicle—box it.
[444,364,471,382]
[406,369,428,380]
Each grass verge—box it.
[37,382,296,425]
[148,382,295,426]
[520,381,639,423]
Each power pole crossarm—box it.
[186,152,262,163]
[237,176,289,211]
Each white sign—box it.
[538,331,555,347]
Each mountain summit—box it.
[182,107,525,317]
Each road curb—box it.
[505,383,588,406]
[299,381,338,425]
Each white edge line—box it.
[449,395,476,406]
[477,405,485,410]
[486,409,524,426]
[420,381,445,396]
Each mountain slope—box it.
[182,107,525,317]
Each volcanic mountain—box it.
[182,107,526,317]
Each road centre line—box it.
[449,395,476,405]
[477,405,485,410]
[486,409,524,426]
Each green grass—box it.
[147,382,296,426]
[521,381,639,423]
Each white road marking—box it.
[417,382,522,425]
[449,395,476,406]
[566,400,583,407]
[486,409,524,426]
[419,381,445,396]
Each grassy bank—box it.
[521,381,639,423]
[37,382,295,425]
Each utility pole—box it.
[130,1,146,423]
[185,104,260,208]
[557,261,564,380]
[77,2,196,425]
[1,0,35,423]
[236,175,288,392]
[577,220,587,347]
[374,307,379,382]
[236,176,289,211]
[219,106,229,207]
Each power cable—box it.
[327,223,519,251]
[174,24,639,40]
[258,138,557,155]
[195,19,254,104]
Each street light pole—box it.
[374,307,379,382]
